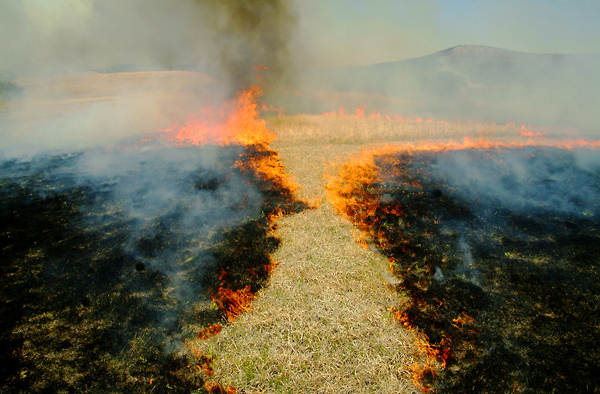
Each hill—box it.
[271,45,600,131]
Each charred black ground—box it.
[331,146,600,393]
[0,144,305,393]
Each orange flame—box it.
[205,381,237,394]
[137,81,303,334]
[327,137,600,240]
[451,312,475,330]
[211,285,256,322]
[317,106,439,123]
[198,324,223,340]
[520,125,543,138]
[327,136,600,391]
[150,84,275,147]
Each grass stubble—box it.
[1,75,549,394]
[194,143,425,394]
[191,115,527,393]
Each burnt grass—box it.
[343,147,600,393]
[0,144,305,393]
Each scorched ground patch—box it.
[327,144,600,393]
[0,143,304,393]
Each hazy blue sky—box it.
[1,0,600,76]
[294,0,600,66]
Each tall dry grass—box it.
[190,114,551,393]
[268,114,525,146]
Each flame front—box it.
[325,137,600,392]
[155,84,276,147]
[136,83,305,335]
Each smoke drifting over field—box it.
[294,45,600,133]
[3,0,599,149]
[326,144,600,391]
[2,145,262,307]
[0,3,303,389]
[0,0,296,89]
[0,139,304,391]
[0,0,297,155]
[432,146,600,215]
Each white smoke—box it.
[0,0,297,156]
[0,0,211,77]
[431,147,600,217]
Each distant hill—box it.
[271,45,600,131]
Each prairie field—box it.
[194,114,600,393]
[268,113,527,147]
[1,72,599,393]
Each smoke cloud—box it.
[0,0,298,155]
[195,0,298,90]
[0,0,296,89]
[289,45,600,133]
[0,0,298,343]
[431,147,600,216]
[0,144,264,335]
[0,0,297,307]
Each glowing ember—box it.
[210,286,255,322]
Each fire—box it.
[143,82,300,213]
[520,125,543,138]
[150,84,275,147]
[327,137,600,224]
[391,307,450,392]
[326,135,600,391]
[205,381,237,394]
[211,285,256,322]
[451,312,475,330]
[307,105,596,139]
[326,136,600,255]
[317,106,439,123]
[137,82,305,334]
[198,324,223,340]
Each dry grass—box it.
[194,146,426,394]
[190,141,436,393]
[191,116,527,393]
[1,71,220,150]
[268,114,524,146]
[6,71,215,119]
[198,206,426,393]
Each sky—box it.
[1,1,599,156]
[294,0,600,67]
[1,0,600,74]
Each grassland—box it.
[267,114,526,146]
[188,114,532,393]
[2,71,592,393]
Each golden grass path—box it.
[195,144,425,393]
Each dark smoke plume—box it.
[195,0,297,91]
[0,0,299,155]
[0,0,297,91]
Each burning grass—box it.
[0,79,309,393]
[0,143,305,393]
[326,142,600,392]
[4,68,599,392]
[190,190,427,393]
